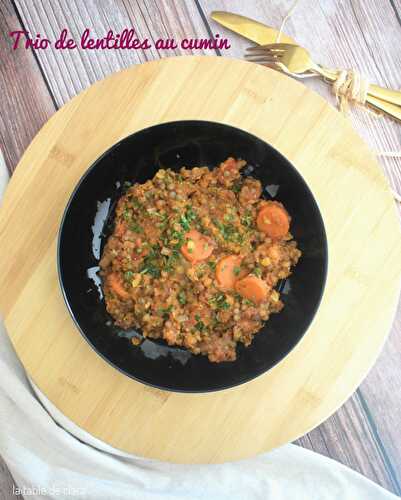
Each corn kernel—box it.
[261,257,271,267]
[131,274,142,288]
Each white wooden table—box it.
[0,1,400,497]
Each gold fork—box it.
[245,43,401,108]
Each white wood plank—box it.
[204,0,401,203]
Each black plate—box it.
[58,120,328,392]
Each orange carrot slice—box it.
[181,229,214,264]
[107,273,131,300]
[235,275,270,304]
[216,255,243,290]
[257,202,290,239]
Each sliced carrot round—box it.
[256,202,290,239]
[235,275,270,304]
[181,229,214,264]
[216,255,243,290]
[107,272,131,300]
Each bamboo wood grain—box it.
[0,56,400,464]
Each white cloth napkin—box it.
[0,154,398,500]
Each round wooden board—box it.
[0,56,400,464]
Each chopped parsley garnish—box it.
[178,291,186,305]
[223,212,235,222]
[170,230,185,250]
[165,250,180,272]
[233,266,241,276]
[158,305,172,316]
[194,315,206,332]
[131,197,143,209]
[207,261,216,271]
[129,221,143,233]
[241,210,254,228]
[209,293,231,310]
[179,207,198,231]
[243,298,255,306]
[213,219,243,243]
[153,212,167,220]
[123,181,132,189]
[195,319,206,332]
[253,267,262,277]
[123,208,132,221]
[140,265,160,278]
[140,247,161,278]
[124,270,134,281]
[179,214,191,231]
[186,206,197,222]
[232,181,242,193]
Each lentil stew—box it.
[100,157,301,362]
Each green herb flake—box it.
[124,270,134,281]
[179,214,191,232]
[140,248,161,278]
[123,209,132,221]
[207,261,216,271]
[223,212,235,222]
[253,267,262,277]
[158,305,173,316]
[129,222,143,233]
[213,219,243,243]
[178,291,186,305]
[209,293,231,310]
[165,250,180,272]
[153,212,167,220]
[131,197,143,209]
[241,210,254,228]
[186,206,197,222]
[170,230,185,249]
[178,207,198,232]
[195,320,206,332]
[232,184,241,193]
[243,298,255,306]
[233,266,241,276]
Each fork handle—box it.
[368,85,401,107]
[364,96,401,124]
[314,66,401,123]
[316,65,401,107]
